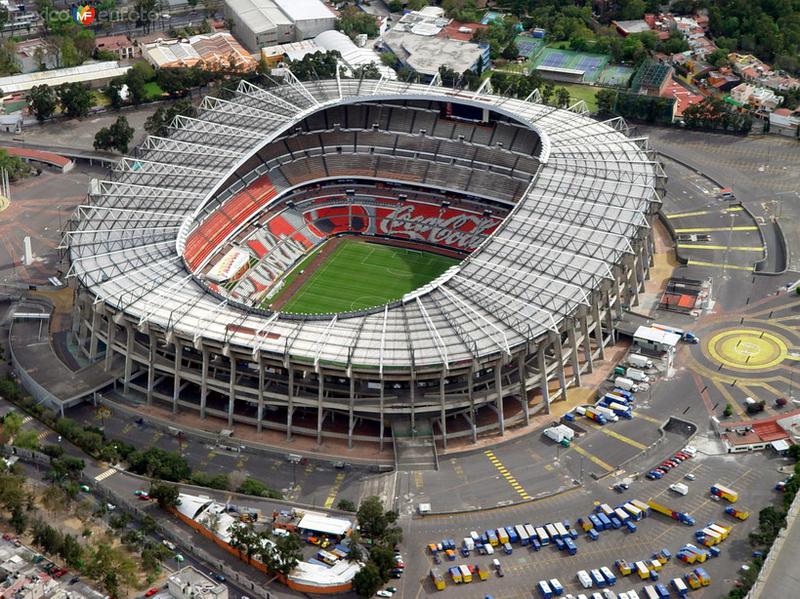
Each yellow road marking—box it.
[665,207,742,218]
[37,431,50,441]
[750,298,800,317]
[323,472,345,509]
[712,379,746,418]
[636,413,663,425]
[673,226,758,233]
[484,450,531,500]
[755,381,785,396]
[571,445,614,472]
[678,244,763,252]
[586,422,647,449]
[686,260,753,271]
[413,471,423,490]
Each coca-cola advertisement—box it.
[304,201,501,251]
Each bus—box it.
[316,550,338,566]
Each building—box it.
[168,567,228,599]
[730,82,783,111]
[95,35,137,60]
[659,77,704,119]
[296,511,353,539]
[717,409,800,453]
[633,326,680,355]
[0,0,37,34]
[66,78,662,447]
[612,19,652,36]
[769,107,800,137]
[380,10,489,80]
[14,38,59,73]
[0,61,131,95]
[260,40,317,67]
[631,61,674,95]
[705,68,740,92]
[222,0,336,52]
[142,33,257,71]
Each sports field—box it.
[279,239,460,314]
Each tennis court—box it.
[532,48,610,83]
[599,64,636,87]
[515,34,545,59]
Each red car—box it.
[52,568,68,578]
[675,452,690,460]
[2,533,11,541]
[145,588,159,597]
[138,494,151,501]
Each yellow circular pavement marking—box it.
[706,329,788,370]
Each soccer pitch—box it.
[279,239,460,314]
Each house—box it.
[95,35,137,60]
[769,107,800,137]
[706,68,740,92]
[660,77,704,119]
[612,19,652,36]
[717,409,800,453]
[143,32,257,71]
[730,82,783,111]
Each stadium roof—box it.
[68,77,661,372]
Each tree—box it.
[149,481,181,509]
[555,87,571,107]
[60,534,82,567]
[271,531,303,576]
[29,85,57,121]
[337,499,357,512]
[237,477,282,499]
[144,100,197,137]
[336,6,379,40]
[369,545,395,580]
[94,116,134,152]
[618,0,646,20]
[1,411,23,438]
[10,506,27,533]
[229,522,259,562]
[387,0,403,12]
[541,82,554,105]
[58,82,92,118]
[134,0,160,33]
[0,39,20,76]
[501,41,519,60]
[286,51,341,81]
[128,447,190,481]
[596,88,618,114]
[352,563,383,598]
[407,0,428,10]
[723,403,734,417]
[106,77,127,109]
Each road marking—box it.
[36,431,50,441]
[121,423,134,435]
[21,416,32,425]
[484,450,531,500]
[94,468,117,481]
[323,472,345,509]
[712,379,746,418]
[686,260,753,271]
[413,472,423,490]
[750,297,800,317]
[636,413,663,425]
[665,207,742,219]
[571,445,614,472]
[150,431,163,446]
[304,462,315,475]
[236,455,248,469]
[678,244,764,252]
[586,422,647,449]
[673,226,759,233]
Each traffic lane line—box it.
[677,244,764,252]
[673,226,759,233]
[686,260,754,271]
[586,421,648,450]
[636,413,663,425]
[322,472,345,509]
[711,379,747,418]
[665,207,743,218]
[484,450,531,500]
[570,444,614,472]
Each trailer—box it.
[486,529,498,546]
[591,569,606,588]
[496,528,509,544]
[635,561,650,579]
[475,564,489,580]
[554,522,569,539]
[600,566,617,586]
[631,499,650,516]
[614,508,631,523]
[612,387,634,400]
[710,484,738,502]
[607,402,634,419]
[516,524,530,546]
[549,578,564,596]
[597,513,613,529]
[725,506,750,520]
[545,523,560,540]
[544,424,575,446]
[563,537,577,555]
[505,526,519,544]
[623,503,643,521]
[683,544,709,563]
[588,514,603,530]
[430,568,445,590]
[598,504,615,517]
[524,524,538,541]
[459,564,472,583]
[448,566,462,584]
[671,577,688,597]
[647,500,695,525]
[537,580,553,599]
[693,567,711,586]
[708,523,731,539]
[536,526,549,545]
[584,406,609,424]
[642,586,659,599]
[587,528,599,541]
[615,559,632,576]
[626,520,637,533]
[651,323,699,344]
[628,354,654,369]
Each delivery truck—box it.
[651,324,699,344]
[628,354,653,369]
[614,377,640,392]
[592,404,620,422]
[725,506,750,520]
[647,500,696,525]
[430,568,445,590]
[626,368,650,382]
[544,424,575,446]
[710,483,738,502]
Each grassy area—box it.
[279,239,459,314]
[554,83,600,112]
[143,82,164,101]
[548,40,571,49]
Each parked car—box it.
[162,540,176,551]
[212,574,225,583]
[145,588,159,597]
[376,592,392,598]
[685,473,696,481]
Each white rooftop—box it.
[0,61,131,94]
[273,0,334,22]
[633,326,681,347]
[290,558,361,588]
[297,513,352,536]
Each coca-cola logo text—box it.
[378,205,498,250]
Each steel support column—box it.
[172,340,182,414]
[200,346,209,419]
[538,343,550,414]
[89,308,101,360]
[379,379,385,452]
[104,316,115,371]
[287,365,294,440]
[580,310,593,372]
[227,355,236,427]
[123,324,133,394]
[316,372,324,445]
[552,332,568,399]
[257,354,264,433]
[592,294,605,361]
[439,376,447,449]
[348,376,355,449]
[567,320,582,387]
[605,287,617,345]
[146,330,156,405]
[518,351,529,426]
[494,359,504,435]
[468,368,477,443]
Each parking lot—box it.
[401,448,785,599]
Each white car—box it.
[685,473,696,481]
[162,540,176,551]
[683,445,698,457]
[376,591,392,598]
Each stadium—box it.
[67,76,664,450]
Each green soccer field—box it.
[278,239,460,314]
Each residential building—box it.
[0,0,37,34]
[717,409,800,453]
[769,108,800,137]
[95,35,137,60]
[143,32,257,71]
[14,38,59,73]
[168,567,228,599]
[380,10,489,80]
[631,61,674,95]
[612,19,651,36]
[706,68,740,92]
[730,82,783,111]
[222,0,336,52]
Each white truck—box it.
[669,483,689,496]
[626,368,650,383]
[544,424,575,446]
[614,376,640,392]
[462,537,475,552]
[592,405,619,423]
[627,354,653,369]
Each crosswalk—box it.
[94,468,118,482]
[21,416,32,425]
[36,431,50,441]
[484,450,531,501]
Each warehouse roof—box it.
[382,30,484,77]
[297,513,352,536]
[0,61,130,94]
[224,0,291,33]
[272,0,334,22]
[633,326,681,347]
